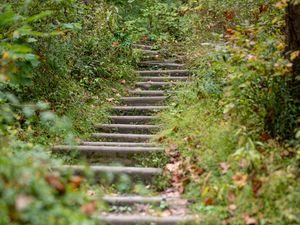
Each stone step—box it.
[81,142,157,147]
[102,195,179,206]
[136,81,184,89]
[52,145,163,154]
[137,70,189,76]
[121,96,167,105]
[95,124,160,133]
[139,76,189,82]
[108,116,157,124]
[141,49,159,55]
[60,165,162,179]
[128,90,168,96]
[139,61,184,69]
[98,215,197,225]
[92,133,154,142]
[132,44,154,50]
[112,106,169,112]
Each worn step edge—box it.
[95,124,160,130]
[139,76,189,81]
[102,195,180,205]
[98,215,198,225]
[137,70,189,76]
[60,165,162,176]
[80,142,157,147]
[132,44,154,50]
[139,61,184,68]
[92,133,154,141]
[128,90,169,96]
[112,106,169,111]
[108,116,157,123]
[121,96,167,102]
[52,145,163,153]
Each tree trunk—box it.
[286,2,300,73]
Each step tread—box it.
[112,106,169,110]
[92,133,155,138]
[61,165,162,175]
[52,145,163,153]
[140,76,188,80]
[140,61,184,67]
[102,195,181,204]
[132,44,154,50]
[98,214,197,224]
[81,142,157,147]
[95,124,160,129]
[128,90,168,96]
[137,69,189,74]
[121,96,167,100]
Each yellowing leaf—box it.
[290,51,300,61]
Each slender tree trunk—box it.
[286,2,300,73]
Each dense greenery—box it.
[1,0,299,224]
[157,0,300,224]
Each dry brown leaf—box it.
[45,175,65,194]
[81,201,97,215]
[251,177,263,197]
[71,175,84,189]
[232,173,248,188]
[204,197,214,206]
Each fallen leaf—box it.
[244,215,257,225]
[45,175,65,194]
[112,41,119,47]
[81,201,97,215]
[219,162,230,174]
[227,191,236,203]
[86,190,96,197]
[232,173,248,188]
[224,11,235,20]
[15,195,33,211]
[239,159,249,169]
[71,176,84,189]
[228,204,237,215]
[251,177,262,197]
[166,161,181,173]
[106,97,115,102]
[259,4,268,13]
[204,197,214,206]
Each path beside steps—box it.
[53,44,199,224]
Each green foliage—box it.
[0,144,98,225]
[157,0,300,224]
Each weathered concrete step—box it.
[136,81,185,89]
[102,195,180,206]
[128,90,168,96]
[95,124,160,133]
[141,49,159,55]
[121,96,167,105]
[52,145,162,154]
[112,106,169,112]
[108,116,157,124]
[92,133,154,142]
[61,165,162,178]
[137,70,189,76]
[81,142,157,147]
[139,61,184,69]
[132,44,155,50]
[140,76,189,82]
[98,215,197,225]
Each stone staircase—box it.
[53,44,198,224]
